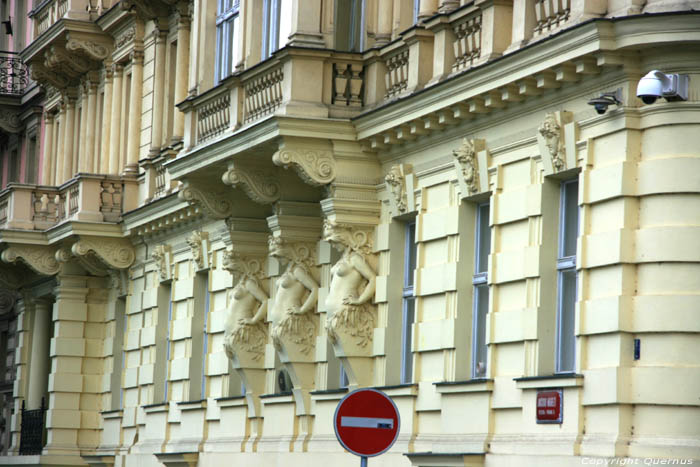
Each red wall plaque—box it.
[536,389,563,424]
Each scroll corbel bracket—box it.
[272,148,336,187]
[65,34,113,62]
[537,111,577,176]
[1,244,61,276]
[221,162,281,205]
[179,180,234,219]
[71,236,136,270]
[384,163,417,217]
[452,138,490,199]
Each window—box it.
[555,180,579,373]
[25,133,37,184]
[262,0,291,59]
[472,203,490,378]
[412,0,420,23]
[215,0,240,82]
[334,0,365,52]
[401,222,417,383]
[339,363,349,388]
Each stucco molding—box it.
[1,244,60,276]
[452,138,490,197]
[272,148,336,186]
[221,163,281,205]
[178,181,234,219]
[71,236,135,270]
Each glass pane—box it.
[557,269,577,372]
[472,284,489,378]
[231,15,240,71]
[278,0,292,50]
[401,298,415,383]
[561,180,579,258]
[476,203,490,274]
[405,222,416,287]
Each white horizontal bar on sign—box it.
[341,416,394,429]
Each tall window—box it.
[412,0,420,23]
[215,0,240,83]
[335,0,364,52]
[556,180,579,373]
[262,0,292,59]
[472,203,490,378]
[401,222,417,383]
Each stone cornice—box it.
[352,14,700,142]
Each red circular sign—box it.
[333,389,400,457]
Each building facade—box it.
[0,0,697,466]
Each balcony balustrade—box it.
[0,174,137,232]
[0,52,29,95]
[182,49,365,148]
[31,0,111,37]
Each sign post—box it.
[333,388,400,466]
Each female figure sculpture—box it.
[323,219,377,348]
[268,236,319,355]
[222,250,269,362]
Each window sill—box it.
[434,379,493,394]
[310,387,348,401]
[259,391,294,404]
[176,399,207,411]
[216,395,247,409]
[370,383,418,397]
[514,373,583,390]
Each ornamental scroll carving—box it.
[452,138,488,197]
[71,237,135,270]
[385,164,415,216]
[322,219,377,350]
[65,37,111,61]
[115,27,136,49]
[222,249,269,363]
[272,148,336,186]
[221,164,281,205]
[537,111,576,176]
[186,231,209,270]
[151,244,172,282]
[268,236,319,357]
[1,245,60,276]
[179,182,234,219]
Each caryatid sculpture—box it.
[222,248,269,417]
[268,236,320,358]
[323,219,377,386]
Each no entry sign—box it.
[333,388,400,458]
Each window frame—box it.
[215,0,240,83]
[400,221,417,384]
[471,202,490,379]
[555,179,579,374]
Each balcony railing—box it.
[0,174,137,231]
[18,399,45,456]
[384,46,409,99]
[183,49,366,148]
[452,14,482,72]
[30,0,111,37]
[0,52,29,95]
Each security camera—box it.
[587,88,622,115]
[636,70,689,104]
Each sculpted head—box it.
[268,235,292,261]
[539,113,561,157]
[323,219,352,252]
[222,249,245,275]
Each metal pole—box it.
[361,456,367,467]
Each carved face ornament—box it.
[539,114,561,159]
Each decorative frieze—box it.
[385,163,417,216]
[151,244,172,282]
[537,111,577,175]
[186,231,209,270]
[452,138,490,198]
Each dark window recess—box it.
[19,398,45,455]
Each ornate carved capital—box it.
[384,163,416,216]
[272,148,336,186]
[71,236,136,270]
[221,163,281,205]
[537,111,577,176]
[178,181,234,219]
[452,138,489,198]
[1,245,60,276]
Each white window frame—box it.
[215,0,240,83]
[401,221,416,384]
[412,0,420,23]
[555,179,579,373]
[471,202,490,379]
[262,0,281,59]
